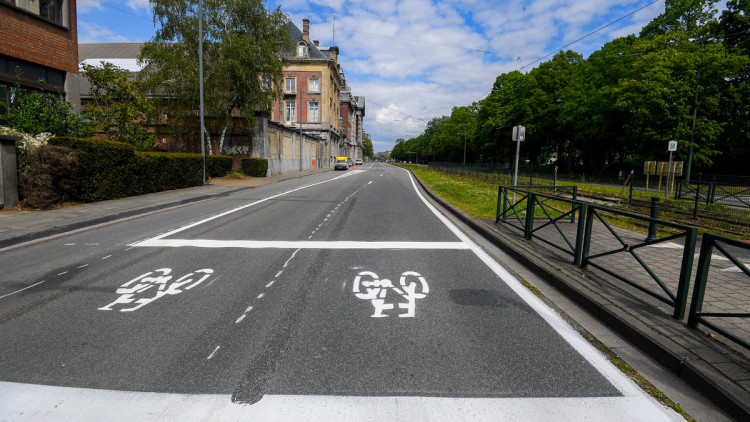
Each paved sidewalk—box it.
[412,176,750,421]
[0,167,330,249]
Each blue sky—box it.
[77,0,702,152]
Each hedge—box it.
[241,157,268,177]
[48,137,233,201]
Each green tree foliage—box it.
[362,134,374,159]
[400,1,749,174]
[139,0,291,155]
[81,62,157,151]
[0,89,89,137]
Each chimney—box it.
[329,46,339,62]
[313,40,319,47]
[302,19,310,42]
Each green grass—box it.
[225,170,245,179]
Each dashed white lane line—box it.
[266,280,276,288]
[102,255,112,260]
[77,264,88,269]
[57,271,68,276]
[235,315,246,324]
[0,280,47,300]
[244,306,253,313]
[257,293,264,299]
[207,346,220,360]
[275,271,283,278]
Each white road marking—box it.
[404,169,670,416]
[207,346,220,360]
[266,280,276,288]
[0,280,47,300]
[0,383,678,421]
[134,239,469,250]
[57,271,68,276]
[77,264,88,269]
[102,255,112,260]
[274,271,283,278]
[257,293,264,299]
[130,172,359,247]
[244,306,253,313]
[235,315,246,323]
[65,243,75,246]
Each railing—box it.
[496,185,698,320]
[497,186,585,263]
[688,233,750,350]
[582,206,698,320]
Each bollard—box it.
[646,196,659,242]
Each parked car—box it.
[355,159,363,165]
[334,156,349,170]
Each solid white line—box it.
[0,280,47,300]
[133,239,470,250]
[404,169,659,401]
[207,346,220,360]
[131,172,357,246]
[0,383,676,421]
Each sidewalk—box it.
[412,176,750,421]
[0,167,330,249]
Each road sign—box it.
[668,141,678,152]
[512,125,526,142]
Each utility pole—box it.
[198,0,206,185]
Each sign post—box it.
[666,140,677,196]
[512,126,525,203]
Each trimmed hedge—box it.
[241,157,268,177]
[48,137,233,201]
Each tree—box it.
[362,134,374,159]
[139,0,292,155]
[82,62,157,151]
[0,89,89,138]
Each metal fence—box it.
[688,233,750,350]
[496,185,749,348]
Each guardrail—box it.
[688,233,750,350]
[496,185,698,320]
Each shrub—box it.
[17,144,78,209]
[205,155,233,177]
[242,157,268,177]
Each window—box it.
[297,43,307,57]
[261,76,272,91]
[308,102,319,122]
[308,78,320,93]
[285,101,296,123]
[285,77,296,93]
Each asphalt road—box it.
[0,163,678,421]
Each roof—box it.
[78,43,144,61]
[284,21,327,59]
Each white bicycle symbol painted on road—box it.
[353,271,429,318]
[99,268,214,312]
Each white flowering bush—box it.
[0,126,53,151]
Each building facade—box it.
[269,19,365,166]
[0,0,79,112]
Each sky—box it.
[76,0,701,153]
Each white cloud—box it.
[126,0,150,11]
[76,0,104,14]
[78,21,132,43]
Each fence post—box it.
[573,203,588,265]
[688,234,715,327]
[628,170,634,205]
[693,173,701,219]
[496,185,504,223]
[581,207,595,268]
[570,186,578,223]
[708,182,716,204]
[646,197,660,242]
[674,227,698,320]
[524,192,535,239]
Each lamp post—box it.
[685,68,699,182]
[198,0,206,185]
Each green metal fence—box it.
[688,233,750,350]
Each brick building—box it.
[0,0,79,112]
[272,19,365,165]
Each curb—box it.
[409,169,750,421]
[0,186,255,250]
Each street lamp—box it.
[685,69,699,182]
[198,0,206,185]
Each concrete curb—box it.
[0,186,255,250]
[409,169,750,421]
